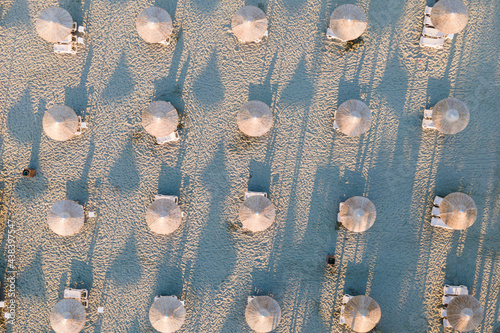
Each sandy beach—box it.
[0,0,499,331]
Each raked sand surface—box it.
[0,0,499,332]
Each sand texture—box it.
[0,0,499,332]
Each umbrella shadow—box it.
[59,0,84,26]
[68,258,93,291]
[337,77,362,106]
[151,263,183,298]
[280,55,314,107]
[108,140,140,192]
[27,98,46,170]
[425,76,451,107]
[154,0,178,17]
[106,234,142,285]
[247,159,271,194]
[102,52,135,100]
[247,52,278,107]
[192,51,225,105]
[189,143,237,285]
[66,138,95,205]
[65,46,95,113]
[15,247,46,298]
[188,0,220,12]
[249,266,281,297]
[201,142,228,197]
[158,164,182,196]
[1,0,29,28]
[7,88,35,144]
[153,25,190,127]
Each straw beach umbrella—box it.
[50,299,86,333]
[329,5,367,41]
[335,100,372,136]
[48,200,84,236]
[439,193,477,230]
[136,7,173,44]
[239,196,276,232]
[237,101,273,137]
[43,105,79,141]
[431,0,468,34]
[149,296,186,333]
[344,295,381,332]
[447,295,483,331]
[432,98,470,134]
[142,101,179,137]
[146,199,182,235]
[245,296,281,332]
[231,6,268,43]
[35,7,74,43]
[339,196,376,232]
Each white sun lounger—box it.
[244,191,267,200]
[158,37,171,46]
[254,30,268,43]
[337,202,345,222]
[342,294,353,304]
[54,43,77,55]
[59,34,74,44]
[431,206,440,217]
[155,194,179,204]
[422,118,436,129]
[64,288,89,308]
[75,116,87,135]
[424,109,433,119]
[441,308,447,317]
[78,26,85,34]
[443,318,452,328]
[155,295,185,305]
[423,26,446,38]
[339,294,353,325]
[156,131,179,144]
[424,6,433,16]
[420,36,445,49]
[443,295,455,305]
[444,285,468,296]
[333,119,339,130]
[424,15,434,27]
[434,196,444,206]
[431,217,453,230]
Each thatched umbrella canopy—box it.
[447,295,483,332]
[43,105,79,141]
[239,196,276,232]
[237,101,273,137]
[35,7,73,43]
[432,98,470,134]
[245,296,281,332]
[48,200,84,236]
[50,299,86,333]
[344,295,381,333]
[329,5,367,41]
[231,6,268,43]
[146,199,182,235]
[339,196,376,232]
[142,101,179,137]
[136,6,173,43]
[149,296,186,333]
[335,100,372,136]
[439,192,477,230]
[431,0,468,34]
